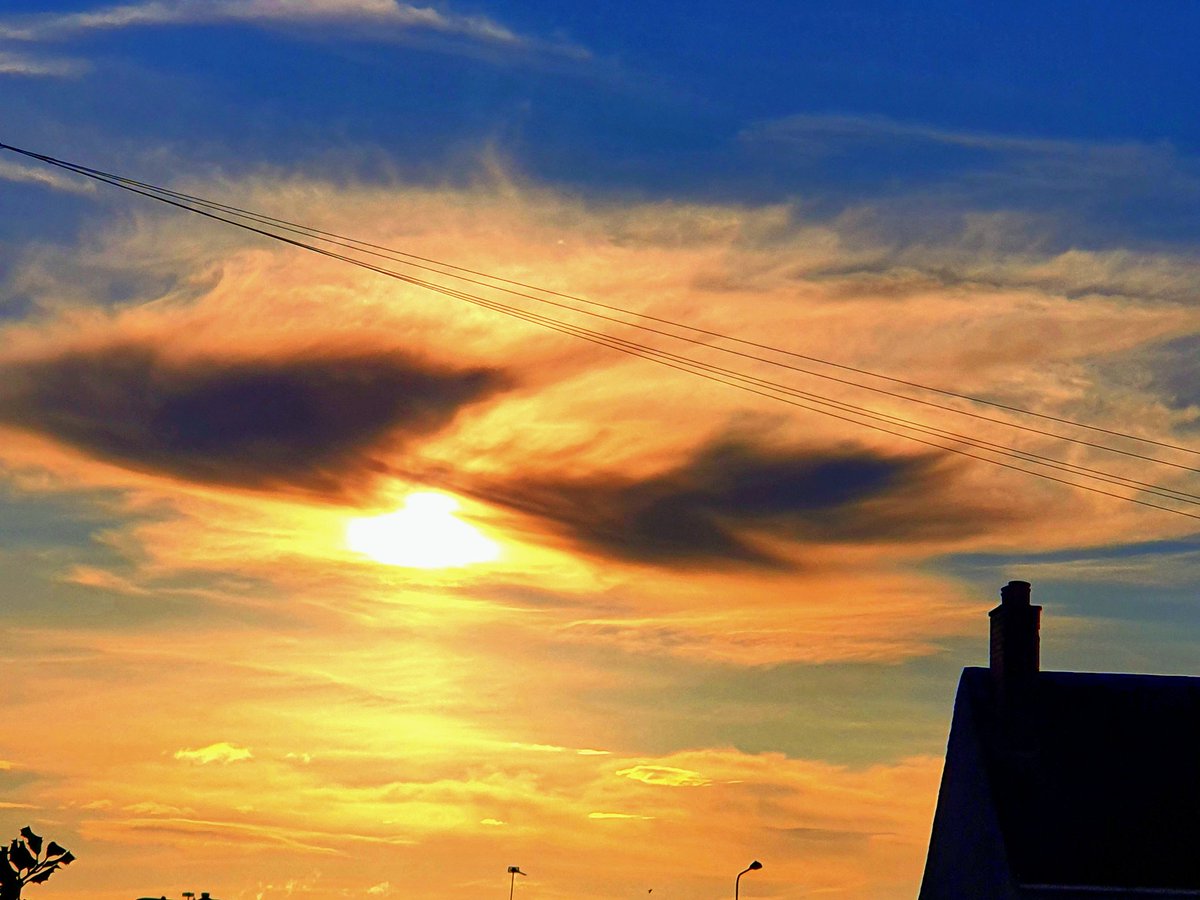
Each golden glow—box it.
[345,492,500,569]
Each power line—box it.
[4,142,1196,463]
[4,141,1199,520]
[4,141,1195,460]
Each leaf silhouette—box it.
[18,829,41,857]
[8,840,35,872]
[26,866,57,884]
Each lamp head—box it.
[749,860,763,870]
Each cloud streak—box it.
[0,0,588,59]
[740,112,1093,156]
[0,340,507,497]
[470,438,983,569]
[739,113,1200,248]
[0,158,96,193]
[617,765,711,787]
[0,48,88,76]
[174,741,253,764]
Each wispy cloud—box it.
[105,815,345,854]
[0,158,96,193]
[740,112,1090,157]
[617,765,711,787]
[0,0,588,59]
[174,741,253,764]
[124,800,194,815]
[0,48,88,76]
[2,163,1194,671]
[1,162,1198,899]
[739,113,1200,251]
[502,741,611,756]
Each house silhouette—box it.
[920,581,1200,899]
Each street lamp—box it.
[507,865,527,900]
[735,860,762,899]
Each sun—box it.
[345,492,501,569]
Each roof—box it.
[958,666,1200,894]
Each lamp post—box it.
[507,865,526,900]
[735,860,762,899]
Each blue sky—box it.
[5,1,1200,210]
[2,3,1200,899]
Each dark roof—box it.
[960,666,1200,893]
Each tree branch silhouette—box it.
[1,827,75,900]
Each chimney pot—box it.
[1000,579,1031,605]
[989,580,1041,699]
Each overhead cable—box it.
[4,141,1199,521]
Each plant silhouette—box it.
[1,827,74,900]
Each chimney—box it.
[989,580,1041,700]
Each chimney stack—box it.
[989,580,1041,700]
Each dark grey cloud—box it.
[472,439,983,569]
[1138,334,1200,415]
[0,342,506,495]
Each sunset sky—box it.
[3,3,1200,898]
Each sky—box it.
[2,2,1200,898]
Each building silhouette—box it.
[920,581,1200,899]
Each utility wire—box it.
[3,141,1196,463]
[5,141,1200,521]
[36,149,1200,482]
[86,182,1200,472]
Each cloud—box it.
[104,815,347,855]
[173,741,253,764]
[124,800,194,815]
[588,811,655,819]
[0,48,87,77]
[62,564,150,595]
[0,340,507,497]
[741,113,1084,157]
[1136,334,1200,414]
[471,437,983,568]
[0,159,96,193]
[0,759,37,796]
[739,113,1200,247]
[617,765,711,787]
[0,0,587,59]
[5,148,1200,900]
[502,741,610,756]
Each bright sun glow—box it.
[345,492,500,569]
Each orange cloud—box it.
[616,765,712,787]
[173,743,254,765]
[2,161,1198,899]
